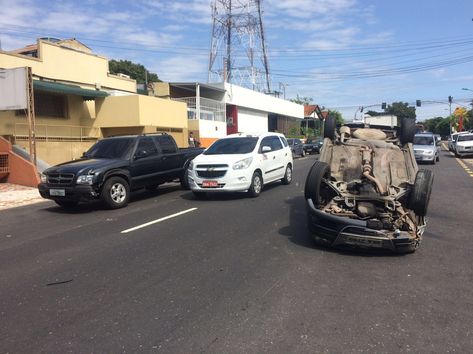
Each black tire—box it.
[100,176,130,209]
[55,200,78,208]
[248,171,263,197]
[192,191,207,199]
[180,168,190,190]
[281,164,292,185]
[400,118,416,145]
[304,161,331,205]
[409,169,434,216]
[324,116,336,140]
[436,154,440,162]
[300,149,305,157]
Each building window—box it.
[16,92,67,118]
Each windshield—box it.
[204,137,258,155]
[85,138,135,159]
[458,134,473,142]
[287,139,295,146]
[413,136,434,145]
[306,138,322,144]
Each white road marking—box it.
[121,208,198,234]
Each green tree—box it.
[290,95,313,105]
[328,109,345,125]
[385,102,416,120]
[435,118,450,137]
[109,59,160,84]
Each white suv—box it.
[188,132,293,197]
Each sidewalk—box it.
[0,183,46,210]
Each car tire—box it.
[248,171,263,197]
[324,116,336,140]
[281,164,293,185]
[409,169,434,216]
[400,118,416,145]
[304,161,331,205]
[55,200,79,208]
[180,168,190,190]
[300,149,305,157]
[101,176,130,209]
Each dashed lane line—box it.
[445,147,473,178]
[121,208,198,234]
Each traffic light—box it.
[381,102,386,110]
[448,96,453,103]
[416,100,421,107]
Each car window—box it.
[286,138,294,146]
[458,134,473,142]
[270,136,283,151]
[137,137,158,157]
[280,136,288,147]
[85,138,135,159]
[413,136,434,145]
[204,137,258,155]
[153,135,177,154]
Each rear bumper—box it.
[306,199,417,252]
[38,183,99,202]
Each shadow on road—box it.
[278,195,408,257]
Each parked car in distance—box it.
[39,133,204,209]
[187,132,293,198]
[305,117,433,253]
[454,133,473,157]
[448,132,462,151]
[303,137,324,154]
[413,133,439,164]
[287,138,305,157]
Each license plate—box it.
[343,235,383,248]
[50,189,65,197]
[202,180,218,188]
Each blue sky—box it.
[1,0,472,121]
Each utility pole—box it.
[26,67,37,166]
[208,0,271,92]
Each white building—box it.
[153,82,304,147]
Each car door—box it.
[153,134,182,180]
[130,136,161,188]
[259,136,285,182]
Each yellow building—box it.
[0,38,189,165]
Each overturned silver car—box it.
[305,117,433,253]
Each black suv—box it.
[39,133,203,209]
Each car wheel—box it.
[192,191,207,199]
[304,161,331,205]
[55,200,79,208]
[409,169,434,216]
[101,176,130,209]
[400,118,416,145]
[431,157,436,165]
[436,154,440,162]
[281,164,292,185]
[323,116,336,140]
[248,171,263,197]
[180,168,190,190]
[300,149,305,157]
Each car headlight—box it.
[233,157,253,170]
[423,150,433,155]
[40,173,47,183]
[76,174,95,185]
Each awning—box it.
[33,80,109,100]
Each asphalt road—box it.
[1,148,473,353]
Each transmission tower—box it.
[208,0,271,92]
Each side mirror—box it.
[135,150,148,159]
[262,146,272,153]
[82,151,87,158]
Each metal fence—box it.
[172,97,226,122]
[13,123,100,142]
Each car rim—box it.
[110,183,126,203]
[254,175,262,193]
[286,167,292,182]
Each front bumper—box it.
[188,168,253,193]
[38,183,99,202]
[415,154,435,162]
[306,199,418,252]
